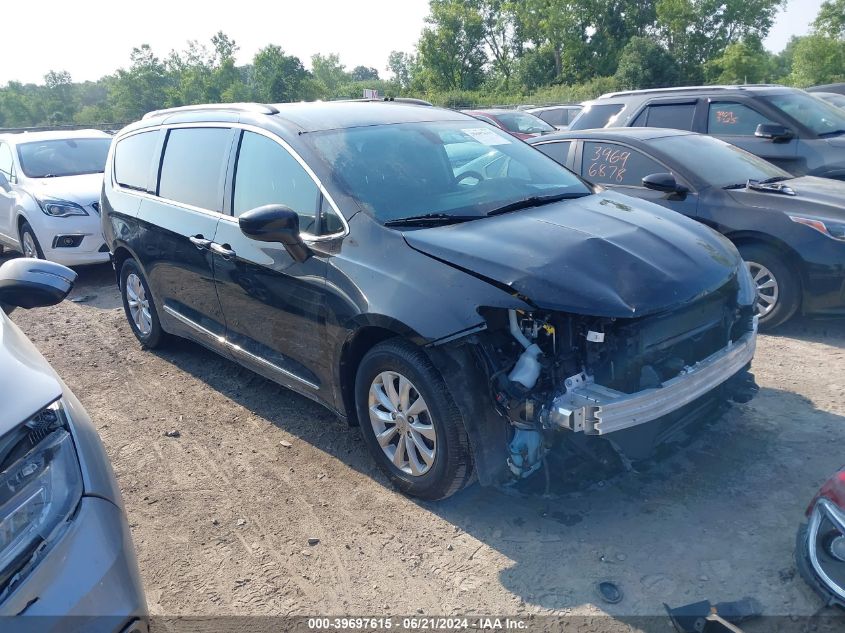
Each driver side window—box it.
[233,131,331,235]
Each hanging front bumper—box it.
[548,329,757,436]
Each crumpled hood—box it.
[25,172,103,207]
[403,191,741,318]
[727,175,845,221]
[0,311,62,434]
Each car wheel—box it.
[355,339,474,500]
[120,258,165,349]
[20,222,44,259]
[738,243,800,330]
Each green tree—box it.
[350,66,380,81]
[416,0,487,90]
[814,0,845,39]
[311,53,349,95]
[706,38,772,84]
[656,0,786,82]
[110,45,170,120]
[43,70,75,124]
[788,34,845,86]
[387,51,415,89]
[614,36,680,89]
[252,45,311,102]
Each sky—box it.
[0,0,829,86]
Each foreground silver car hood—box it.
[0,310,62,431]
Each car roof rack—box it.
[599,84,784,99]
[142,103,280,120]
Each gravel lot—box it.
[6,256,845,630]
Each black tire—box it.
[738,243,800,330]
[19,221,44,259]
[120,258,166,349]
[355,339,474,500]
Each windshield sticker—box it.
[463,127,511,146]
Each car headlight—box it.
[0,402,82,590]
[790,215,845,242]
[737,261,757,307]
[37,198,88,218]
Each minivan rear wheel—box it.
[738,243,800,330]
[355,339,473,500]
[120,259,166,349]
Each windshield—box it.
[650,134,789,187]
[17,138,111,178]
[309,121,590,224]
[761,92,845,136]
[492,111,555,134]
[569,103,624,130]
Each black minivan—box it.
[102,101,758,499]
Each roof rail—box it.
[599,84,785,99]
[142,103,279,120]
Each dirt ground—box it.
[7,256,845,629]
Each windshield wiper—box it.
[819,129,845,138]
[757,176,790,184]
[485,191,590,217]
[383,213,479,227]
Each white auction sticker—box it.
[462,127,511,146]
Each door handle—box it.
[188,235,212,250]
[210,242,236,259]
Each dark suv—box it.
[102,102,758,499]
[572,85,845,179]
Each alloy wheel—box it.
[125,272,152,336]
[22,231,39,258]
[368,370,437,477]
[746,260,779,318]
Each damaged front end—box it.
[797,468,845,608]
[470,270,759,480]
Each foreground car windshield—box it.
[650,134,790,187]
[762,92,845,136]
[17,138,111,178]
[309,121,590,223]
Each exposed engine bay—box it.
[470,282,759,480]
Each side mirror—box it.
[642,172,688,195]
[0,258,77,314]
[0,172,10,192]
[238,204,311,263]
[755,123,794,142]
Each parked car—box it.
[570,85,845,180]
[796,466,845,609]
[814,92,845,110]
[808,83,845,96]
[0,257,147,629]
[530,128,845,329]
[102,101,758,500]
[524,104,584,130]
[0,130,113,265]
[461,108,556,139]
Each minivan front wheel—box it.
[355,339,473,500]
[120,259,165,349]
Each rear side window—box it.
[233,131,321,233]
[636,103,696,131]
[569,104,623,130]
[708,102,775,136]
[158,128,232,211]
[535,109,566,126]
[114,131,158,192]
[535,141,572,165]
[582,141,664,186]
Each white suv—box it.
[0,130,112,265]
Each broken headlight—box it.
[0,403,83,589]
[737,261,757,307]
